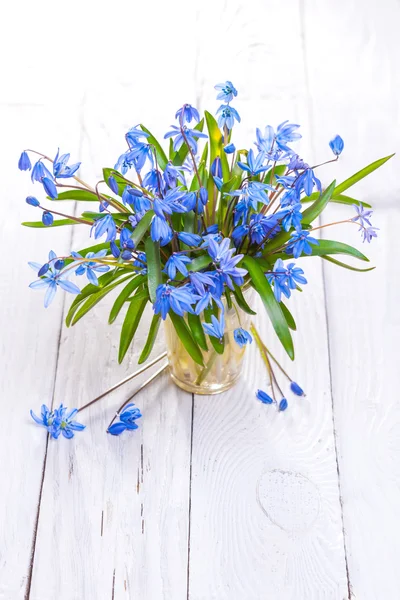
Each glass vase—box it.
[164,294,253,395]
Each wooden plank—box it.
[302,0,400,596]
[187,1,349,597]
[0,105,81,598]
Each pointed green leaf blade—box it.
[322,255,375,272]
[301,180,336,225]
[188,312,208,352]
[334,154,395,195]
[118,294,148,363]
[145,237,162,303]
[168,312,204,366]
[70,274,133,326]
[108,276,145,324]
[138,314,162,364]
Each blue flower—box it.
[234,328,252,348]
[108,403,142,436]
[237,149,270,176]
[275,120,301,153]
[31,160,53,183]
[290,382,305,396]
[42,211,54,226]
[42,177,58,199]
[361,226,379,243]
[126,125,150,147]
[53,149,81,178]
[30,404,57,436]
[351,203,373,228]
[279,398,288,411]
[281,202,303,231]
[26,196,40,207]
[215,81,238,103]
[153,283,199,319]
[267,258,307,302]
[29,250,80,307]
[175,104,200,124]
[211,157,222,178]
[203,313,225,341]
[108,175,119,194]
[150,215,173,245]
[177,231,202,247]
[18,151,31,171]
[255,126,275,156]
[91,214,117,242]
[286,229,319,258]
[143,169,164,193]
[224,143,236,154]
[248,213,281,245]
[163,162,185,189]
[71,249,110,285]
[256,390,273,404]
[164,253,192,279]
[164,125,207,154]
[189,271,216,295]
[52,405,86,439]
[298,168,321,197]
[133,251,147,274]
[216,105,241,130]
[329,135,344,156]
[126,143,154,173]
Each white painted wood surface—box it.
[1,1,399,598]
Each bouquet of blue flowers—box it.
[20,81,393,435]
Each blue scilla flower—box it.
[29,250,80,307]
[234,328,252,348]
[255,125,275,155]
[53,149,81,179]
[164,253,192,279]
[143,168,164,193]
[215,81,238,103]
[194,289,223,315]
[211,157,222,178]
[232,224,249,246]
[42,211,54,226]
[114,151,136,176]
[26,195,40,207]
[203,313,225,341]
[256,390,273,404]
[164,125,208,154]
[52,405,86,439]
[279,398,288,411]
[287,154,309,172]
[224,143,236,154]
[108,403,142,436]
[125,125,150,147]
[18,151,31,171]
[150,215,173,245]
[153,283,199,320]
[133,251,147,274]
[163,161,185,189]
[30,404,58,436]
[126,142,154,173]
[175,104,200,124]
[177,231,202,247]
[286,229,319,259]
[297,168,321,197]
[351,203,373,228]
[361,225,379,243]
[119,228,135,260]
[275,120,302,153]
[216,105,240,130]
[189,271,216,295]
[71,249,110,285]
[248,213,281,245]
[42,177,58,199]
[290,382,305,396]
[280,187,300,207]
[281,202,303,232]
[237,149,270,177]
[31,159,53,184]
[108,175,119,194]
[329,134,344,156]
[91,214,117,242]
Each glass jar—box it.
[164,293,253,395]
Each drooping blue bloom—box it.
[31,160,53,183]
[108,403,142,436]
[203,313,225,341]
[52,404,86,439]
[175,104,200,124]
[237,149,270,176]
[42,177,58,199]
[143,168,164,193]
[125,125,150,147]
[256,390,273,404]
[290,382,305,396]
[286,229,319,259]
[299,168,321,197]
[281,202,303,231]
[199,187,208,206]
[133,251,147,274]
[224,143,236,154]
[26,196,40,207]
[214,81,238,103]
[108,175,119,194]
[287,154,309,171]
[30,404,58,436]
[91,214,117,242]
[216,105,241,130]
[361,226,379,243]
[351,203,373,228]
[18,151,31,171]
[164,125,208,154]
[279,398,288,411]
[114,151,136,176]
[255,125,275,156]
[275,120,302,153]
[232,224,249,246]
[164,253,192,279]
[71,249,110,285]
[163,161,185,189]
[126,142,154,172]
[280,187,300,207]
[177,231,202,247]
[189,270,216,295]
[329,135,344,156]
[29,250,80,307]
[207,236,231,262]
[228,181,272,209]
[234,328,253,348]
[153,283,199,319]
[42,211,54,226]
[194,289,223,315]
[150,215,172,246]
[248,213,281,245]
[217,253,247,290]
[53,149,81,178]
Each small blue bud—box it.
[256,389,273,404]
[42,211,54,226]
[42,177,58,199]
[121,250,132,260]
[199,187,208,206]
[99,200,109,212]
[329,135,344,156]
[223,143,236,154]
[110,241,120,258]
[38,263,50,276]
[213,176,223,191]
[290,382,304,396]
[54,259,65,270]
[108,175,119,194]
[26,196,40,207]
[279,398,288,411]
[211,157,222,178]
[18,151,31,171]
[127,187,143,197]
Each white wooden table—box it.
[1,1,400,598]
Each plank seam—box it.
[186,393,195,600]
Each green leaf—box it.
[281,303,297,331]
[66,271,125,326]
[131,210,154,248]
[232,284,257,315]
[70,274,133,326]
[188,313,208,351]
[138,314,162,364]
[49,189,99,202]
[334,154,395,195]
[145,237,162,303]
[322,255,375,272]
[301,180,336,225]
[108,276,145,324]
[309,239,369,261]
[140,125,168,170]
[190,254,212,272]
[328,194,371,208]
[242,256,294,360]
[118,293,148,363]
[81,211,128,222]
[168,312,204,366]
[225,289,233,310]
[22,218,82,228]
